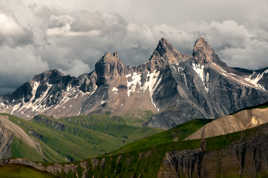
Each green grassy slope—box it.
[10,137,44,162]
[3,117,268,178]
[0,165,55,178]
[83,120,210,178]
[3,104,268,178]
[112,119,211,154]
[1,113,161,163]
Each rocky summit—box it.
[1,38,268,129]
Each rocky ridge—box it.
[1,38,268,128]
[186,105,268,140]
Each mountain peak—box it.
[148,38,184,70]
[95,52,126,86]
[194,37,208,48]
[193,37,215,64]
[32,69,64,82]
[155,38,177,56]
[102,51,121,63]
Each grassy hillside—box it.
[85,119,210,178]
[0,119,208,178]
[0,113,161,163]
[112,119,211,154]
[2,104,268,177]
[0,165,55,178]
[2,118,268,178]
[72,121,268,178]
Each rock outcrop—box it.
[159,132,268,178]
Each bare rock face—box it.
[193,37,215,64]
[0,125,13,159]
[186,106,268,140]
[148,38,185,70]
[159,130,268,178]
[95,52,126,86]
[145,38,268,129]
[1,38,268,129]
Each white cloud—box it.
[0,13,23,35]
[61,59,90,77]
[0,13,33,47]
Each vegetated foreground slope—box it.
[0,119,210,177]
[2,105,268,178]
[0,165,55,178]
[0,112,160,163]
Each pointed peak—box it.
[103,52,113,58]
[153,38,183,58]
[101,51,121,63]
[159,38,169,45]
[112,51,119,58]
[95,51,126,86]
[193,37,215,64]
[147,38,184,70]
[194,37,211,49]
[156,38,174,54]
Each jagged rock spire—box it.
[95,51,126,86]
[193,37,215,64]
[156,38,176,56]
[155,38,183,57]
[148,38,184,71]
[193,37,229,68]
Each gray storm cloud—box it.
[0,0,268,94]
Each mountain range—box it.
[1,37,268,129]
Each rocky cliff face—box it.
[1,38,268,128]
[159,132,268,178]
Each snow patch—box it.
[11,103,21,114]
[101,100,106,105]
[112,87,119,93]
[211,63,265,91]
[192,63,205,82]
[177,66,184,72]
[192,63,209,92]
[245,72,265,90]
[126,70,161,111]
[141,70,161,111]
[18,82,52,112]
[126,72,142,96]
[10,82,98,115]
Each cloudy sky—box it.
[0,0,268,94]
